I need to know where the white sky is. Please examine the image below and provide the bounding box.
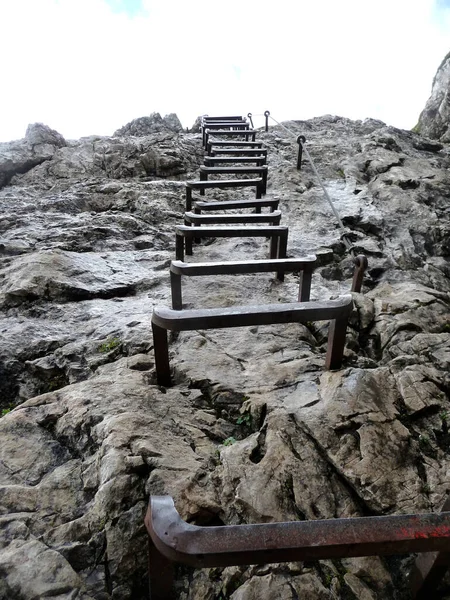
[0,0,449,142]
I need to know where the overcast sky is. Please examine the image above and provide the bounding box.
[1,0,449,142]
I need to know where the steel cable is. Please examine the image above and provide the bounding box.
[253,112,355,253]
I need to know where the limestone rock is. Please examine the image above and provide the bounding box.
[229,572,334,600]
[25,122,67,148]
[189,115,203,133]
[1,109,450,599]
[0,248,164,307]
[0,522,92,600]
[418,51,450,141]
[0,359,220,598]
[163,112,184,132]
[0,122,66,189]
[113,112,183,137]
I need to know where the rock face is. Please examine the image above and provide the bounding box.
[418,51,450,141]
[0,123,66,189]
[113,112,184,137]
[0,112,450,599]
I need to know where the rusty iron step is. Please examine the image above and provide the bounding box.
[185,178,264,210]
[193,197,278,214]
[204,129,257,148]
[199,165,268,195]
[145,495,450,599]
[183,210,281,227]
[202,115,244,122]
[207,140,264,154]
[175,224,288,260]
[210,147,267,157]
[202,121,249,145]
[151,294,353,386]
[204,156,266,166]
[169,255,317,308]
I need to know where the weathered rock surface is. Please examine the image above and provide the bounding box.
[0,111,450,599]
[0,123,66,189]
[418,51,450,141]
[113,112,183,137]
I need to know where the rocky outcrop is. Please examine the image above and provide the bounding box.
[189,115,203,133]
[417,51,450,141]
[0,123,66,189]
[1,131,202,193]
[113,112,183,137]
[0,113,450,599]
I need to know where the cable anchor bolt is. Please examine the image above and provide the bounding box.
[297,135,306,170]
[264,110,270,132]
